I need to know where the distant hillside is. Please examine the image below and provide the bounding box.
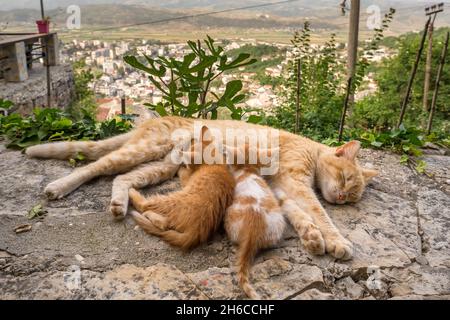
[0,4,338,30]
[1,2,449,37]
[381,26,450,49]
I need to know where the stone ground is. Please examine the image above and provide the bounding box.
[0,143,449,300]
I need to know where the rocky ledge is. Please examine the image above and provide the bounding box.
[0,143,449,300]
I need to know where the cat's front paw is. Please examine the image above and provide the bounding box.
[44,181,68,200]
[324,235,353,260]
[301,224,325,256]
[109,197,128,219]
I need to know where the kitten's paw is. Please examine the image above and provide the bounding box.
[324,236,353,260]
[143,211,168,230]
[301,224,325,255]
[44,181,68,200]
[109,198,128,219]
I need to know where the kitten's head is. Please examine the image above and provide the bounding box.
[180,125,214,169]
[181,125,278,169]
[317,141,378,204]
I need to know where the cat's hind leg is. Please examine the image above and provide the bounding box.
[110,155,179,218]
[26,131,134,160]
[44,143,173,200]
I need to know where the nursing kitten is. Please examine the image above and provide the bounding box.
[225,166,285,300]
[128,126,234,250]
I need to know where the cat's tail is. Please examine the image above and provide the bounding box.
[25,131,134,160]
[130,210,198,251]
[237,223,262,300]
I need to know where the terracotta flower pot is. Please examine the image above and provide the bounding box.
[36,20,50,33]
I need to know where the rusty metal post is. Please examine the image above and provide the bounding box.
[40,0,51,108]
[397,18,431,128]
[427,32,449,135]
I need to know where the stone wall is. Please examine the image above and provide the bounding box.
[0,63,75,114]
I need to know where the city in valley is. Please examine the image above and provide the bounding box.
[60,37,393,121]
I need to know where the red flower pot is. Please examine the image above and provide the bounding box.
[36,20,50,33]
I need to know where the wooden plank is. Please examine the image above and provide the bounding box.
[0,33,56,46]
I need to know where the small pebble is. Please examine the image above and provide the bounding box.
[74,254,85,263]
[415,255,428,265]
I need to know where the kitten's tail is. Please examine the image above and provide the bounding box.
[130,210,198,251]
[25,131,134,160]
[237,225,261,300]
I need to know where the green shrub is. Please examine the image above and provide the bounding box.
[0,105,132,149]
[124,36,259,121]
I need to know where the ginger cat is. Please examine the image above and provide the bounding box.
[128,126,235,250]
[25,116,378,261]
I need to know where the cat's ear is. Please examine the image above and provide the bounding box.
[335,140,361,161]
[362,168,378,183]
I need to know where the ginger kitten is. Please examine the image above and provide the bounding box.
[128,126,235,250]
[225,168,286,299]
[225,166,286,300]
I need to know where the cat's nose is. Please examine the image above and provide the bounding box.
[337,193,346,201]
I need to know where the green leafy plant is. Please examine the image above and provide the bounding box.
[0,104,132,149]
[353,8,396,91]
[0,98,13,111]
[27,204,47,220]
[265,22,346,139]
[68,59,101,119]
[124,36,257,120]
[266,10,396,140]
[350,26,450,135]
[342,125,433,174]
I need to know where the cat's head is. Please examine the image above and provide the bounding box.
[316,141,378,204]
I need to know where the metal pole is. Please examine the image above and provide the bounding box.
[423,14,437,112]
[40,0,51,108]
[294,58,301,134]
[423,4,444,112]
[427,32,449,135]
[397,18,431,128]
[40,0,45,20]
[347,0,360,110]
[338,76,353,142]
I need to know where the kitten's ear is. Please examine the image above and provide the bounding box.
[200,125,213,147]
[362,168,378,183]
[335,140,361,161]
